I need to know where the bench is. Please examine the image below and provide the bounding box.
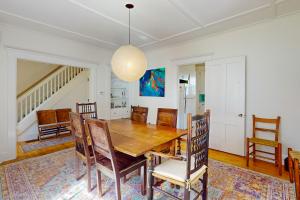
[36,108,72,140]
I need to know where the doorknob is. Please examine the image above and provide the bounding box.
[238,114,243,117]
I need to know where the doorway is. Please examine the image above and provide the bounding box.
[176,56,246,156]
[178,63,205,129]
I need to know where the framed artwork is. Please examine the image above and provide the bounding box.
[139,67,165,97]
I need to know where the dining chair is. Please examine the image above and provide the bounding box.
[288,148,300,199]
[246,115,282,175]
[85,118,147,200]
[69,112,94,192]
[154,108,178,162]
[131,105,148,124]
[148,111,210,200]
[76,102,98,119]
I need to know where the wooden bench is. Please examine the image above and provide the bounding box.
[36,108,72,140]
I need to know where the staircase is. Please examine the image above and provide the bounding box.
[17,66,85,123]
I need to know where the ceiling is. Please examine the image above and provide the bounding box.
[0,0,299,49]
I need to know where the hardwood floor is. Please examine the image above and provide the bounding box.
[209,149,289,180]
[1,138,289,180]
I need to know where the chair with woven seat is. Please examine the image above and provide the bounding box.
[148,111,210,200]
[131,105,148,124]
[246,115,282,175]
[85,118,147,200]
[69,112,94,192]
[76,102,98,120]
[288,148,300,199]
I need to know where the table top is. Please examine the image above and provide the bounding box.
[107,119,187,157]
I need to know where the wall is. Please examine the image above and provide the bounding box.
[0,23,113,162]
[17,59,59,95]
[133,13,300,158]
[18,70,90,141]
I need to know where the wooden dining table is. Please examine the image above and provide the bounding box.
[107,118,187,157]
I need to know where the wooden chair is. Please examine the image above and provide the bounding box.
[131,106,148,124]
[69,112,94,192]
[288,148,300,199]
[76,102,98,119]
[36,110,59,140]
[56,108,71,135]
[85,118,147,200]
[148,112,210,200]
[246,115,282,175]
[154,108,178,161]
[156,108,178,128]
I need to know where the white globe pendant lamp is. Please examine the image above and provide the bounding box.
[111,4,147,82]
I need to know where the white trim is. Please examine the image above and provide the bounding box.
[68,0,159,41]
[5,47,100,161]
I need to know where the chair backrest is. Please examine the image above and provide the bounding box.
[69,112,90,158]
[36,110,57,125]
[156,108,178,128]
[131,106,148,124]
[76,102,98,119]
[252,115,281,142]
[186,111,210,179]
[56,108,72,123]
[85,118,118,171]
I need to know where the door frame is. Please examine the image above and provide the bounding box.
[5,47,100,161]
[172,54,213,128]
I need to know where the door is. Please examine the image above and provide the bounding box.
[205,56,245,156]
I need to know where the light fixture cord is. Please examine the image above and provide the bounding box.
[129,8,131,45]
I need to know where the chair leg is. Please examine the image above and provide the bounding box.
[294,159,300,199]
[183,188,190,200]
[253,144,256,162]
[278,143,282,176]
[123,175,127,183]
[288,148,294,183]
[275,147,278,167]
[246,138,250,167]
[97,170,103,196]
[115,177,122,200]
[202,169,208,200]
[141,165,147,195]
[87,163,92,192]
[147,156,154,200]
[75,154,80,180]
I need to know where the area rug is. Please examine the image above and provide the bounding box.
[20,136,74,153]
[0,148,295,200]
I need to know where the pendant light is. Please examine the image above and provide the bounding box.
[111,4,147,82]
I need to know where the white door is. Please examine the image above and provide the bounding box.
[205,56,245,156]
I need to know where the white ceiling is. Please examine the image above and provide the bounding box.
[0,0,299,49]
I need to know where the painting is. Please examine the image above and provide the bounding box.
[139,68,165,97]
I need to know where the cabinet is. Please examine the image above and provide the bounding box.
[110,74,131,119]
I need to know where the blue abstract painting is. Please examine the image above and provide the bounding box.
[139,68,165,97]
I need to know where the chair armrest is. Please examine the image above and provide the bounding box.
[146,151,184,161]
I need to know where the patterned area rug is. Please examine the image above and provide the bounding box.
[0,148,295,200]
[20,136,74,153]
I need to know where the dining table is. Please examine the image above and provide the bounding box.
[107,118,187,157]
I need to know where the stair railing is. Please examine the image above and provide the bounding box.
[17,66,85,122]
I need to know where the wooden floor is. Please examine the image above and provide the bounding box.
[1,138,289,180]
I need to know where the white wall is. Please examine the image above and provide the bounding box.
[133,13,300,158]
[18,70,90,141]
[17,59,59,95]
[0,23,113,162]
